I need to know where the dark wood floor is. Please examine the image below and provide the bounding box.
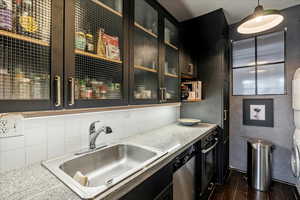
[210,171,299,200]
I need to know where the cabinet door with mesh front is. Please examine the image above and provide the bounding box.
[0,0,64,112]
[65,0,127,109]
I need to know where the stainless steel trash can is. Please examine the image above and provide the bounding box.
[247,139,273,192]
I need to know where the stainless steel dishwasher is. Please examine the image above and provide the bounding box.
[173,145,196,200]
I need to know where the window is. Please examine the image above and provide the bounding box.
[232,31,285,95]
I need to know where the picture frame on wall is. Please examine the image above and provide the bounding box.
[243,99,274,127]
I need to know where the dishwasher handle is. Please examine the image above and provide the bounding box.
[201,138,218,154]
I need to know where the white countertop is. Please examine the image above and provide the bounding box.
[0,123,217,200]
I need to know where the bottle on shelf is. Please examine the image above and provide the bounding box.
[79,79,86,99]
[85,30,94,53]
[75,31,86,51]
[97,28,106,57]
[31,73,42,99]
[0,0,13,31]
[17,0,39,38]
[85,77,93,99]
[14,67,31,99]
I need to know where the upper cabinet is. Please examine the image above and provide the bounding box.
[130,0,159,104]
[0,0,180,113]
[0,0,64,112]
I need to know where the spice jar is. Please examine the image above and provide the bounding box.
[75,31,86,51]
[31,75,42,99]
[86,32,94,53]
[79,80,86,99]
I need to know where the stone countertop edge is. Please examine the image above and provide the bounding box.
[0,123,218,200]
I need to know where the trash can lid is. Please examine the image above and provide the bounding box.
[248,138,273,147]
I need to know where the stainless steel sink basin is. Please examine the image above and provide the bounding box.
[43,144,166,199]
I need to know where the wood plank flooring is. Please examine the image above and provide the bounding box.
[210,171,299,200]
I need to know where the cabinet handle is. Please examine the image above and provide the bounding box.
[163,88,167,102]
[160,88,163,103]
[54,75,61,107]
[68,77,75,106]
[224,110,228,121]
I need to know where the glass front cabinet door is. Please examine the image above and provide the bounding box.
[163,18,180,103]
[65,0,127,109]
[0,0,64,112]
[130,0,159,104]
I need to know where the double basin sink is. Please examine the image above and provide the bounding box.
[43,144,166,199]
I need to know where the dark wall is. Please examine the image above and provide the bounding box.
[229,5,300,183]
[180,9,229,127]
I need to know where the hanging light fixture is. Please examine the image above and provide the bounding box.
[237,0,284,34]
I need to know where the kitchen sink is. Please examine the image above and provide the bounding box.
[42,144,166,199]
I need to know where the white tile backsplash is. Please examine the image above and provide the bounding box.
[0,105,180,172]
[0,148,26,172]
[26,145,47,165]
[0,136,25,152]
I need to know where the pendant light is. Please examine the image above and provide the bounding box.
[237,0,284,34]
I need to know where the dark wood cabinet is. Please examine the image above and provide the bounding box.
[120,164,173,200]
[180,9,230,184]
[0,0,181,113]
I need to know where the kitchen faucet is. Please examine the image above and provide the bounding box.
[89,120,112,150]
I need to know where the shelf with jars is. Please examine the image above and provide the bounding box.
[0,30,49,46]
[75,77,121,100]
[165,73,178,78]
[164,41,178,50]
[134,65,157,73]
[0,0,51,45]
[134,22,158,39]
[75,50,122,64]
[91,0,123,17]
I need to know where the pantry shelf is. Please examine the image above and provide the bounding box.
[91,0,122,17]
[134,22,158,38]
[181,75,193,79]
[0,30,50,47]
[75,50,123,64]
[165,73,178,78]
[134,65,158,73]
[182,100,202,103]
[165,41,178,50]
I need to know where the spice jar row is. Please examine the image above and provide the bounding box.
[75,78,121,100]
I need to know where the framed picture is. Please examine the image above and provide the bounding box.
[243,99,274,127]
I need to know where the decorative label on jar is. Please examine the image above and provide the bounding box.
[0,0,12,31]
[75,31,86,51]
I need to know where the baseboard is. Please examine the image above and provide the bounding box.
[229,167,296,186]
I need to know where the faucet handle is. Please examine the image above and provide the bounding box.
[105,126,112,134]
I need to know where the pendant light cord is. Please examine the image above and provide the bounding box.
[258,0,260,6]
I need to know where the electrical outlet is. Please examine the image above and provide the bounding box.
[0,114,23,138]
[0,119,9,136]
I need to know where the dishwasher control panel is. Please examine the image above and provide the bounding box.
[173,145,195,172]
